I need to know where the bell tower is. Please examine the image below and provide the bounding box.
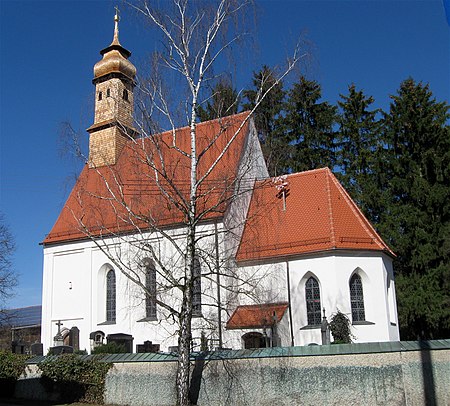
[87,8,137,168]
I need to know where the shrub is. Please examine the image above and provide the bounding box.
[0,350,28,380]
[38,354,112,404]
[329,309,354,344]
[91,342,127,354]
[0,351,29,396]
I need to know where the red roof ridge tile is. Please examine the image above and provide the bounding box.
[325,168,337,247]
[235,166,394,263]
[274,167,328,180]
[326,168,394,256]
[153,110,251,140]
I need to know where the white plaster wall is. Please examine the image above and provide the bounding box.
[383,256,400,341]
[42,221,239,353]
[42,236,399,353]
[227,251,400,348]
[223,119,269,260]
[287,251,400,345]
[42,116,271,354]
[42,246,93,351]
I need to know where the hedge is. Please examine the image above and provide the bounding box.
[38,354,112,404]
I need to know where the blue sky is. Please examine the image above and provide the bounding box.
[0,0,449,309]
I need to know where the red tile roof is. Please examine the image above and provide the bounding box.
[44,112,251,245]
[226,302,289,330]
[236,168,393,263]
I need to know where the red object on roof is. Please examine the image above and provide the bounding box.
[236,168,393,263]
[43,112,251,245]
[226,302,289,330]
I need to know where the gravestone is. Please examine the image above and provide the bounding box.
[69,326,80,350]
[107,333,133,353]
[321,308,331,345]
[31,342,43,356]
[48,345,74,355]
[11,341,26,354]
[136,340,160,353]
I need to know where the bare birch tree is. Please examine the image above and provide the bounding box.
[0,213,16,322]
[63,1,302,404]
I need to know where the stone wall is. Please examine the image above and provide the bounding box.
[16,341,450,406]
[104,346,449,406]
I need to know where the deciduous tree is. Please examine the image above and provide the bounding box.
[0,213,16,321]
[71,2,301,405]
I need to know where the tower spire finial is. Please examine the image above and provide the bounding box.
[112,5,120,45]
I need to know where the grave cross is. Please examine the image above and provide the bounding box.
[56,320,63,335]
[53,320,64,347]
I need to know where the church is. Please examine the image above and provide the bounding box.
[41,14,399,354]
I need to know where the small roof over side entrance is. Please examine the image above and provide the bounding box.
[226,302,289,330]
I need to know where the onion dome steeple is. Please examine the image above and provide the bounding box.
[93,7,136,81]
[87,7,137,168]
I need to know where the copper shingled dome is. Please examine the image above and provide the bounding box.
[94,48,136,80]
[93,9,136,80]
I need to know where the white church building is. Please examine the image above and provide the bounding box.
[41,16,399,354]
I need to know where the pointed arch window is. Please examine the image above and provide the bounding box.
[144,259,157,319]
[106,269,116,322]
[192,256,202,316]
[350,274,365,322]
[123,89,129,101]
[305,276,321,326]
[98,91,103,101]
[106,88,111,97]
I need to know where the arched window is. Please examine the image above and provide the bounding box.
[106,88,111,97]
[106,269,116,322]
[123,89,129,101]
[350,274,365,322]
[144,259,157,319]
[98,91,103,101]
[305,276,321,326]
[192,256,201,316]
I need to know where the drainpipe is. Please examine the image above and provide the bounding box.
[286,261,295,347]
[214,222,223,349]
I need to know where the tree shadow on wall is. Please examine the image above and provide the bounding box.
[419,340,436,406]
[189,352,207,405]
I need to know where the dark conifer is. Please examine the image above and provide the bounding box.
[242,66,287,176]
[336,84,383,224]
[197,80,240,122]
[281,76,337,172]
[380,78,450,339]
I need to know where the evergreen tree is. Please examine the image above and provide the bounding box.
[336,85,383,223]
[381,78,450,339]
[197,80,240,122]
[329,309,354,344]
[242,66,287,176]
[282,76,337,172]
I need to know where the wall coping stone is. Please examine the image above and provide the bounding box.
[25,339,450,365]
